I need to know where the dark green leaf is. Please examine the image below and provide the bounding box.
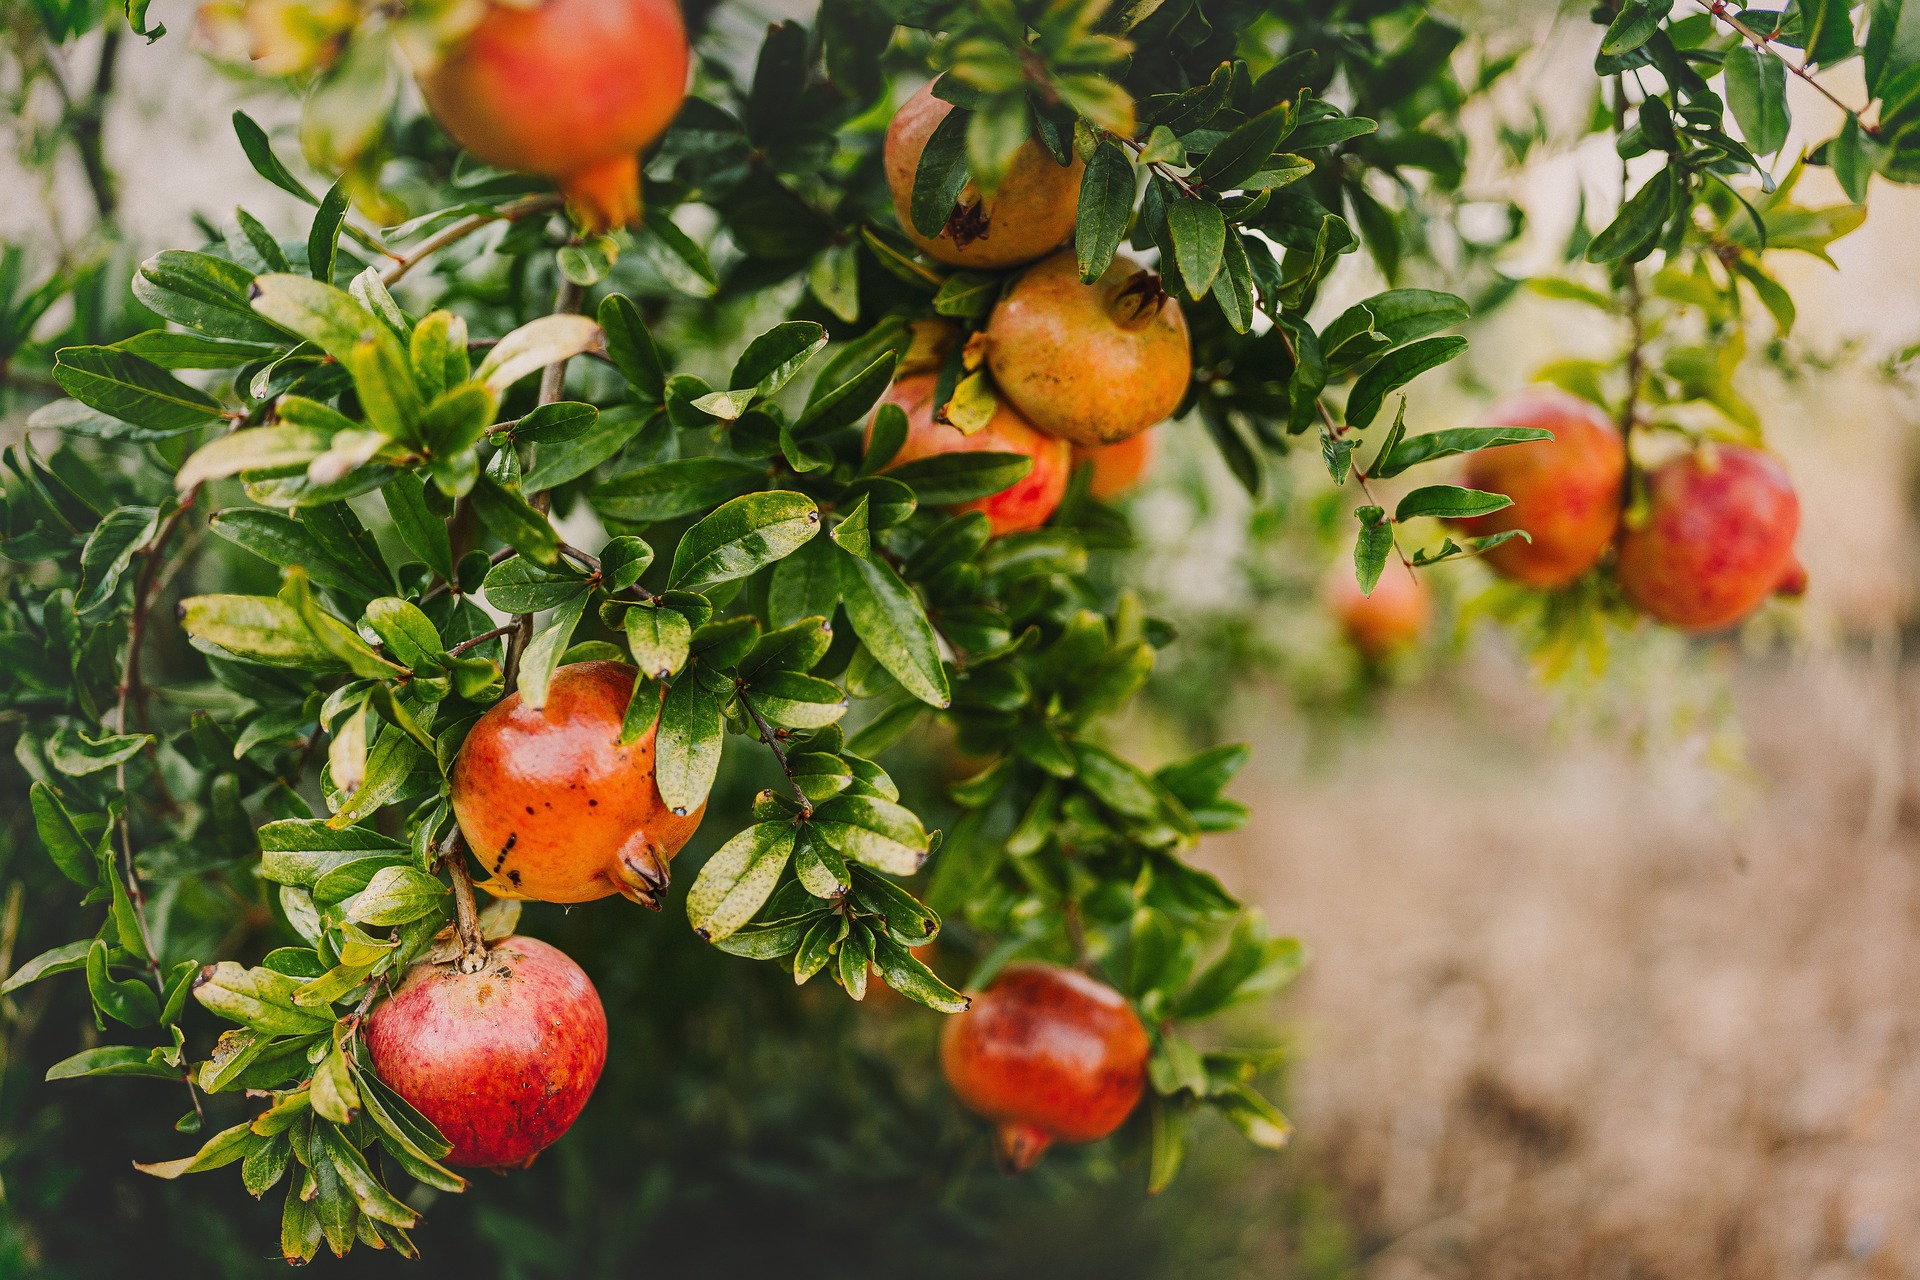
[1344,336,1467,428]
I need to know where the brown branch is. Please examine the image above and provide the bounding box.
[1696,0,1872,126]
[738,690,813,817]
[379,194,566,287]
[445,624,516,656]
[437,830,488,975]
[504,278,588,692]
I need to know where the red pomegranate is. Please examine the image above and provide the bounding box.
[364,935,607,1169]
[1327,564,1430,660]
[415,0,690,231]
[939,963,1150,1171]
[1614,444,1801,630]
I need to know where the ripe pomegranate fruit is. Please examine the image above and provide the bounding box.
[1327,564,1430,661]
[939,963,1150,1172]
[985,251,1191,448]
[885,81,1084,269]
[1074,431,1155,500]
[450,661,705,907]
[1447,388,1626,589]
[869,373,1070,536]
[364,935,606,1169]
[1615,444,1802,630]
[414,0,690,231]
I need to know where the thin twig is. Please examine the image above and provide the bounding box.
[1695,0,1872,125]
[446,624,516,656]
[379,194,566,287]
[1614,75,1647,500]
[1117,133,1203,198]
[1272,329,1419,583]
[738,691,813,816]
[437,830,489,975]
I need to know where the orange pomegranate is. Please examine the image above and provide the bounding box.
[449,661,705,907]
[415,0,690,231]
[885,80,1085,269]
[1448,388,1627,589]
[1074,431,1155,500]
[940,963,1150,1172]
[985,251,1191,447]
[1327,564,1430,660]
[869,374,1070,537]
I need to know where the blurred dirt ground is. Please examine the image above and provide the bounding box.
[1200,645,1920,1278]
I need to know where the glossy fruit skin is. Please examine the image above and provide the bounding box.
[1074,431,1155,500]
[1448,388,1627,589]
[885,81,1084,269]
[417,0,689,230]
[365,935,606,1170]
[940,963,1150,1172]
[985,251,1192,448]
[450,661,705,907]
[869,374,1070,536]
[1328,566,1430,661]
[1615,445,1801,631]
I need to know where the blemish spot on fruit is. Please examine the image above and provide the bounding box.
[588,798,598,807]
[507,869,522,886]
[502,833,517,854]
[525,805,535,815]
[673,807,687,817]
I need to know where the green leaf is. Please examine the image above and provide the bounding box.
[513,401,598,445]
[2,939,93,995]
[1194,105,1293,190]
[639,206,718,295]
[1394,485,1512,520]
[886,452,1033,504]
[1076,140,1136,283]
[1803,0,1858,63]
[232,110,318,204]
[51,348,224,432]
[210,510,383,601]
[258,819,406,887]
[598,294,666,404]
[469,474,559,566]
[76,505,159,614]
[326,725,422,829]
[47,1044,180,1080]
[343,866,447,927]
[192,961,335,1035]
[837,550,949,708]
[1165,197,1226,299]
[795,351,898,439]
[135,1121,260,1179]
[382,473,453,580]
[669,491,821,591]
[308,181,349,283]
[473,314,604,395]
[870,933,969,1012]
[29,782,100,885]
[812,794,929,876]
[47,727,154,776]
[1353,506,1394,595]
[1587,167,1673,264]
[113,330,278,369]
[1600,0,1670,57]
[731,322,828,402]
[516,590,590,711]
[86,939,159,1027]
[1148,1094,1192,1193]
[625,603,693,680]
[482,556,587,613]
[589,458,765,523]
[656,671,728,815]
[1214,233,1255,333]
[911,105,973,238]
[687,822,797,942]
[176,427,333,492]
[1371,424,1554,479]
[1344,336,1468,429]
[1725,46,1791,154]
[134,250,286,343]
[1320,289,1471,370]
[744,672,848,730]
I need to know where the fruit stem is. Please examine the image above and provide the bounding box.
[438,829,489,975]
